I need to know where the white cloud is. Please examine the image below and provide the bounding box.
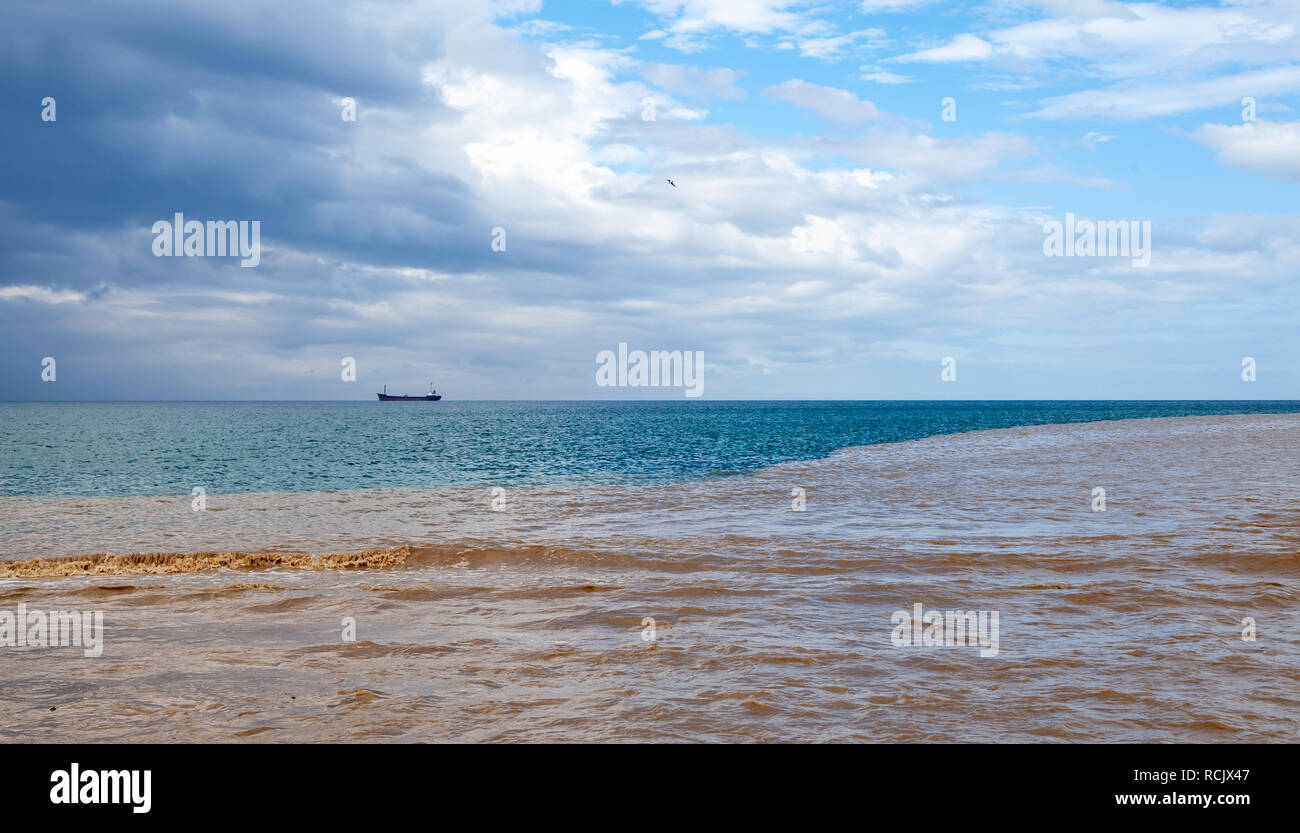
[513,19,572,37]
[859,64,913,84]
[0,285,86,304]
[898,33,992,63]
[899,2,1298,75]
[792,28,887,60]
[626,0,828,50]
[642,63,746,99]
[1193,120,1300,182]
[1082,130,1116,148]
[860,0,931,11]
[1028,65,1300,119]
[765,79,881,122]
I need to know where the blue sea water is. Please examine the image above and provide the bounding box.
[2,400,1299,498]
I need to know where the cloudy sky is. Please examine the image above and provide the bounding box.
[2,0,1298,400]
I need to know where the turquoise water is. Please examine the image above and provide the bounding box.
[2,400,1299,497]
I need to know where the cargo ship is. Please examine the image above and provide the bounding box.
[377,383,442,401]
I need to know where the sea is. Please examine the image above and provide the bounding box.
[1,400,1298,742]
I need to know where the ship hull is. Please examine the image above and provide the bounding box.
[377,394,442,401]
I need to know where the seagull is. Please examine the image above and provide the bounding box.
[666,179,677,188]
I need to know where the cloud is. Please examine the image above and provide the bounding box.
[764,79,881,122]
[859,64,913,84]
[1082,130,1116,148]
[641,63,746,100]
[1027,65,1300,119]
[2,0,1299,400]
[860,0,931,11]
[898,2,1298,75]
[1193,120,1300,182]
[626,0,814,50]
[898,33,992,63]
[0,285,86,304]
[791,28,887,60]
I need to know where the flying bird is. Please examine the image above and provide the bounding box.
[666,179,676,188]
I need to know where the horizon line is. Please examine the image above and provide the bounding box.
[3,398,1300,404]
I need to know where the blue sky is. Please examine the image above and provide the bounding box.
[2,0,1299,399]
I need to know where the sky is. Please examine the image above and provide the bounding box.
[1,0,1298,400]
